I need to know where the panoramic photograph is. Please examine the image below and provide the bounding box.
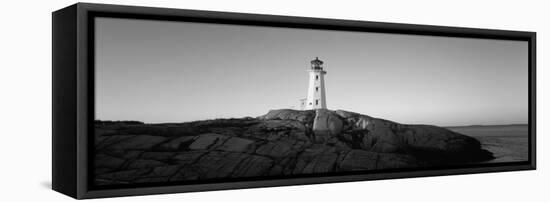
[93,17,528,186]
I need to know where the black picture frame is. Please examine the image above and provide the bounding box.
[52,3,536,199]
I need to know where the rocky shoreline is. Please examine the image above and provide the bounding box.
[94,109,494,185]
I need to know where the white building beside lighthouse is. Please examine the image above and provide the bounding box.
[300,57,327,110]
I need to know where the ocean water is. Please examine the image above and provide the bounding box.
[446,125,529,163]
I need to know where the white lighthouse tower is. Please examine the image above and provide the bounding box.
[301,57,327,110]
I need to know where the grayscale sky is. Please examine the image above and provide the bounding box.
[95,17,528,126]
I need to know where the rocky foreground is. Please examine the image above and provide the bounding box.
[94,109,493,185]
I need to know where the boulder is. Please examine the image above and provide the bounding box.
[255,141,294,158]
[246,119,309,141]
[195,151,252,179]
[360,120,404,153]
[230,155,274,177]
[258,109,315,123]
[157,136,195,151]
[292,144,337,174]
[216,137,255,152]
[339,150,419,171]
[255,119,307,131]
[102,135,166,151]
[255,139,308,158]
[312,109,343,143]
[398,124,491,162]
[173,151,209,166]
[188,133,228,150]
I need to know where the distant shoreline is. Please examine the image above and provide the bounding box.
[444,124,528,128]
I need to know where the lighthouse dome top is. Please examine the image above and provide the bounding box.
[310,57,324,70]
[311,57,324,65]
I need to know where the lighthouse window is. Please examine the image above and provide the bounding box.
[316,100,319,105]
[309,102,312,105]
[315,75,319,80]
[316,87,319,92]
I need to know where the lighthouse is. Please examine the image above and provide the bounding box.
[301,57,327,110]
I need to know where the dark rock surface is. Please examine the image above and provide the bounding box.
[94,109,493,185]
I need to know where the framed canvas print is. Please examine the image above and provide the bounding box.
[52,3,536,199]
